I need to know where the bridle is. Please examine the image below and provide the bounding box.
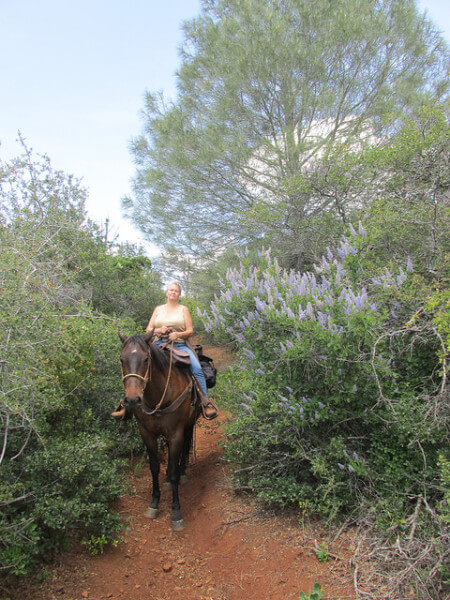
[121,353,152,386]
[121,341,177,416]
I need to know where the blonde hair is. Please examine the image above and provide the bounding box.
[166,281,182,294]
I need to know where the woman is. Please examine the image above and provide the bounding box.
[146,282,217,420]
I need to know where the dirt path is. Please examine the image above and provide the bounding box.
[9,342,357,600]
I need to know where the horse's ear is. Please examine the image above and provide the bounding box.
[143,330,154,345]
[118,331,128,344]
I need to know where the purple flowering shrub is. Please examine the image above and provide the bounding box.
[201,225,447,524]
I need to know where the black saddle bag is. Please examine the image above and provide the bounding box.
[193,344,217,389]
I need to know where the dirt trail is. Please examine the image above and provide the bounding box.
[10,342,356,600]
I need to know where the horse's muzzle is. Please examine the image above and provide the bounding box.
[123,395,143,412]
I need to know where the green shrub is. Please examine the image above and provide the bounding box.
[299,582,323,600]
[0,431,125,574]
[0,146,146,575]
[202,225,448,596]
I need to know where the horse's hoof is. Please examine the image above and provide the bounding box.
[172,519,185,532]
[180,474,188,484]
[145,507,159,519]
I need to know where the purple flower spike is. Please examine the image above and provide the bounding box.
[406,256,413,272]
[242,347,256,360]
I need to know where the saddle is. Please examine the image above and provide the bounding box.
[156,339,218,418]
[157,339,191,366]
[158,340,217,389]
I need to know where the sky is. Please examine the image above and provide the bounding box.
[1,0,448,257]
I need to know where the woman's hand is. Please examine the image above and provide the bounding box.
[168,331,180,342]
[157,326,169,335]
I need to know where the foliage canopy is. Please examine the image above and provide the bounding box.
[126,0,448,275]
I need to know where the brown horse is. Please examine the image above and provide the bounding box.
[117,332,201,530]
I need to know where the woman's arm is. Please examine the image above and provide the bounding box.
[168,305,194,341]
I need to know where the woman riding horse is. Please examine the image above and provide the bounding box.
[146,281,217,420]
[112,282,217,529]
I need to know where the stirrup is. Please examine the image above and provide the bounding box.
[202,401,218,420]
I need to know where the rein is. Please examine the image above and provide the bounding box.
[122,341,187,417]
[142,381,193,416]
[143,341,175,416]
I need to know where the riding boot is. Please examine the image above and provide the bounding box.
[111,400,132,421]
[111,404,126,420]
[193,379,218,420]
[203,402,218,420]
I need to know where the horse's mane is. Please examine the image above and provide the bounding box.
[149,342,171,370]
[122,335,171,371]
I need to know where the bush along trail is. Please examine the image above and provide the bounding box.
[198,226,449,599]
[7,341,360,600]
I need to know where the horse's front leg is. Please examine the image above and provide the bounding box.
[144,436,161,519]
[167,430,184,531]
[179,423,194,484]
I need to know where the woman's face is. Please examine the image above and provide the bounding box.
[166,283,181,302]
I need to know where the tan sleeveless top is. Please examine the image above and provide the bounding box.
[154,304,186,342]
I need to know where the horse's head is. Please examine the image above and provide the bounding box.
[118,331,153,415]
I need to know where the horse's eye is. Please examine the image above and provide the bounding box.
[143,357,149,363]
[120,358,124,364]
